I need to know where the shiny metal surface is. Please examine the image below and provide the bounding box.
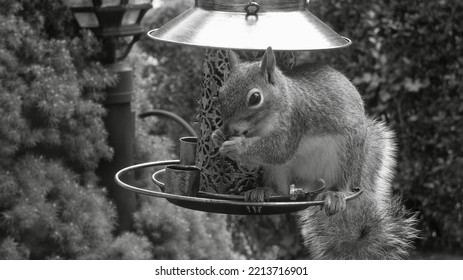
[152,168,328,201]
[179,136,198,166]
[148,0,351,50]
[163,165,201,196]
[114,160,364,215]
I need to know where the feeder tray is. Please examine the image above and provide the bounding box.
[115,160,363,215]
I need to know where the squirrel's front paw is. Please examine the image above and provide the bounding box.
[317,191,346,216]
[219,137,258,168]
[244,187,273,202]
[219,137,245,161]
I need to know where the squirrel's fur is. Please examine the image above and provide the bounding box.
[215,47,418,259]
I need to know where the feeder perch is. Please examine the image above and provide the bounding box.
[115,0,361,215]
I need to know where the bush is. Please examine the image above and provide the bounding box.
[0,0,151,259]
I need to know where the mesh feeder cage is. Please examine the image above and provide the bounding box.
[115,0,361,215]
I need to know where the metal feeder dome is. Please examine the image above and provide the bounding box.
[148,0,351,50]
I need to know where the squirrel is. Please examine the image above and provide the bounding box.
[212,47,418,259]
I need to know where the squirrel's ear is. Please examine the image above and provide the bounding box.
[228,50,240,70]
[260,46,276,84]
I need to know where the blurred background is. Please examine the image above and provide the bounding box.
[0,0,461,259]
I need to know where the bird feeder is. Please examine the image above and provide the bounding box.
[115,0,362,215]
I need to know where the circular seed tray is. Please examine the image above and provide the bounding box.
[115,160,362,215]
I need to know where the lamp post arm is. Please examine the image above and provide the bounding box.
[139,109,197,137]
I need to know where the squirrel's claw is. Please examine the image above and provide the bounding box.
[219,137,245,161]
[218,137,240,158]
[318,191,347,216]
[212,129,226,148]
[244,187,273,202]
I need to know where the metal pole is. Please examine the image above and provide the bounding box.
[98,62,136,232]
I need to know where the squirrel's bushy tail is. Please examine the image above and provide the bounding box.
[298,194,419,260]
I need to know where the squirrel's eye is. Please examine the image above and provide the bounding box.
[247,90,263,107]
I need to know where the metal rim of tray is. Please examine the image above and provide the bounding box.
[114,160,363,214]
[151,168,329,202]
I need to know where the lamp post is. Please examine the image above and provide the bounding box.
[63,0,153,231]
